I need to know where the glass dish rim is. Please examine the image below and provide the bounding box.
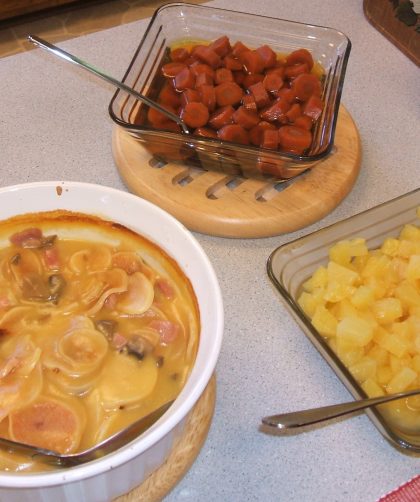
[108,1,352,164]
[267,188,420,453]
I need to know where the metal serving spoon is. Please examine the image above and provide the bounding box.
[262,388,420,431]
[0,400,173,466]
[27,35,190,134]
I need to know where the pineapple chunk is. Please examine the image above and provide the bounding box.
[328,238,368,266]
[349,357,376,383]
[381,238,400,257]
[377,366,393,385]
[406,254,420,281]
[399,223,420,242]
[378,332,410,358]
[362,378,385,397]
[361,254,391,279]
[350,285,375,309]
[335,338,364,366]
[395,281,420,308]
[336,316,373,347]
[387,366,417,394]
[311,305,338,338]
[323,262,359,302]
[302,266,327,293]
[372,297,402,324]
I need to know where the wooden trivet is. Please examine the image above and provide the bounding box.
[112,105,361,238]
[364,0,419,66]
[115,375,216,502]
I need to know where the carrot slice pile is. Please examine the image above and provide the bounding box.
[144,37,325,157]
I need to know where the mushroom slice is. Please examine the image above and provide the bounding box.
[68,244,112,274]
[79,268,128,315]
[57,328,109,376]
[9,396,85,454]
[97,351,158,410]
[115,272,154,315]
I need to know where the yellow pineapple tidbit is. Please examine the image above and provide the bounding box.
[297,212,420,433]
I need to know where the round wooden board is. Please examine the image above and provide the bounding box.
[113,105,361,238]
[115,375,216,502]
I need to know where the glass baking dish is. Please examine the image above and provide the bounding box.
[109,2,351,181]
[267,189,420,452]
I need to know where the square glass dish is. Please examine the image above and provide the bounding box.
[267,189,420,452]
[109,2,351,181]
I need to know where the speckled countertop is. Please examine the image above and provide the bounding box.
[1,1,419,501]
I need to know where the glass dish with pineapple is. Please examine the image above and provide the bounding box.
[267,189,420,452]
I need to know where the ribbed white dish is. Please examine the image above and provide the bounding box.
[0,181,224,501]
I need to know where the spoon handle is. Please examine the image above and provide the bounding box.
[27,35,190,134]
[262,388,420,430]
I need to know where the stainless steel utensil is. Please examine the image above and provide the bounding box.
[27,35,190,134]
[0,400,174,466]
[262,388,420,431]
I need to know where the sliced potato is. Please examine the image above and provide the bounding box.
[97,352,158,410]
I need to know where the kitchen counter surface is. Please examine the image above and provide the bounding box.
[1,1,419,501]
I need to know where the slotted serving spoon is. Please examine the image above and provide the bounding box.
[27,35,190,134]
[0,400,173,466]
[262,388,420,431]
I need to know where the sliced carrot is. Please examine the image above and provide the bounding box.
[267,66,285,78]
[284,63,309,80]
[170,47,190,63]
[224,55,243,71]
[194,127,218,138]
[248,81,270,108]
[240,50,265,75]
[198,84,216,111]
[9,399,81,454]
[291,73,322,101]
[195,72,213,87]
[161,62,187,78]
[215,68,234,85]
[190,63,215,79]
[242,94,258,112]
[233,71,246,86]
[249,121,276,146]
[209,35,231,57]
[243,74,264,89]
[261,129,279,150]
[181,88,201,106]
[208,105,235,129]
[158,82,182,108]
[263,72,284,93]
[232,106,260,130]
[181,102,210,128]
[231,41,250,57]
[285,103,302,123]
[215,82,244,107]
[278,125,312,153]
[217,124,249,145]
[286,48,314,70]
[273,87,295,102]
[174,67,195,91]
[147,104,177,128]
[193,46,222,69]
[303,94,323,121]
[255,45,277,69]
[294,114,313,130]
[260,99,290,122]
